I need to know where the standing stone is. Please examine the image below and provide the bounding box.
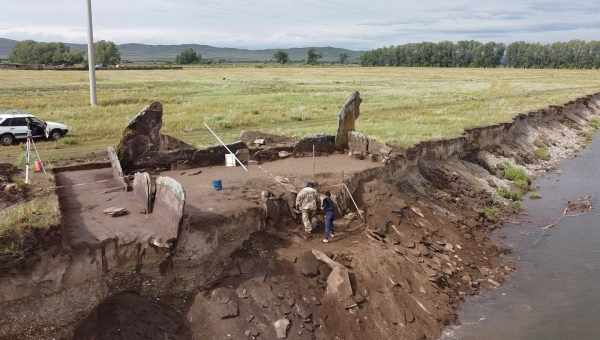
[335,92,362,147]
[151,176,185,247]
[116,102,163,170]
[132,172,152,213]
[107,146,127,190]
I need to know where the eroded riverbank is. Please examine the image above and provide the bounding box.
[443,135,600,340]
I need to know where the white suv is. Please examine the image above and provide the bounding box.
[0,112,69,146]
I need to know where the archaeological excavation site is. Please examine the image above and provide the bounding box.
[1,91,600,340]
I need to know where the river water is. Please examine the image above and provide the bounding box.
[442,136,600,340]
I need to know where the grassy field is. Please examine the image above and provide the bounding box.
[1,66,600,164]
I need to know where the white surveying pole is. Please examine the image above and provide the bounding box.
[85,0,97,106]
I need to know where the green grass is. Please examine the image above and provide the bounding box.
[501,162,530,191]
[497,187,523,201]
[1,66,600,163]
[482,207,499,222]
[530,191,542,199]
[0,174,60,255]
[0,195,59,236]
[534,146,551,161]
[590,117,600,130]
[496,162,530,201]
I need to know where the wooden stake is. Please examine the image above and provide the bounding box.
[312,144,316,180]
[343,183,364,221]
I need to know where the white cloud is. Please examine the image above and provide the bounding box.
[2,0,600,49]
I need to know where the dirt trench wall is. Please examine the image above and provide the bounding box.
[403,93,600,162]
[0,192,284,340]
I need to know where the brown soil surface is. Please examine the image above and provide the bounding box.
[55,155,382,249]
[55,167,175,248]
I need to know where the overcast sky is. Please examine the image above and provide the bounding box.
[2,0,600,50]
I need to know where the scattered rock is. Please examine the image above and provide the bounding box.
[244,328,260,339]
[298,251,320,277]
[565,195,593,216]
[103,207,129,217]
[273,318,290,339]
[404,310,415,323]
[236,287,250,299]
[344,212,357,221]
[295,301,312,320]
[4,183,17,194]
[487,278,501,288]
[372,221,389,237]
[312,249,354,300]
[410,206,425,218]
[210,288,239,319]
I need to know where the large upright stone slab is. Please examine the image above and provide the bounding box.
[151,176,185,247]
[335,91,362,147]
[116,102,164,170]
[107,146,127,191]
[132,172,152,214]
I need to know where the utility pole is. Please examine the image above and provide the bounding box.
[85,0,97,106]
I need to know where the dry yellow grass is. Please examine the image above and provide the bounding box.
[1,66,600,163]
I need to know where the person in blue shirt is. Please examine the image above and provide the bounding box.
[321,191,336,243]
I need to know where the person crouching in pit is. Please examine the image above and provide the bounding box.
[296,182,320,234]
[321,191,336,243]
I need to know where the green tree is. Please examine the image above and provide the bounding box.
[361,40,600,69]
[95,41,121,66]
[339,53,349,64]
[9,40,84,65]
[273,50,289,64]
[306,48,322,65]
[175,48,201,64]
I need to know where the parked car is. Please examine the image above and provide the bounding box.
[0,112,69,146]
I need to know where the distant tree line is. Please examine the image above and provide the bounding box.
[9,40,84,65]
[272,48,351,65]
[505,41,600,69]
[8,40,121,66]
[361,40,600,69]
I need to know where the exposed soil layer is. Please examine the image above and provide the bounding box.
[0,93,599,340]
[73,292,192,340]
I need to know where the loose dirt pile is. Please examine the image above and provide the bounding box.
[180,158,514,340]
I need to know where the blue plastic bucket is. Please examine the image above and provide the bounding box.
[212,180,223,191]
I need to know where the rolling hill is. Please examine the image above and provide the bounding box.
[0,37,363,63]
